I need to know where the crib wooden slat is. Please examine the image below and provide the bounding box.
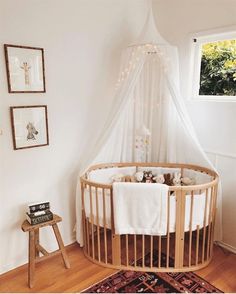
[89,186,95,259]
[210,185,218,257]
[202,188,208,263]
[150,236,153,268]
[207,187,214,260]
[189,191,194,267]
[196,225,200,265]
[86,218,90,256]
[110,188,115,231]
[158,236,161,268]
[166,192,170,268]
[142,235,145,268]
[81,183,87,252]
[95,188,101,262]
[134,235,137,267]
[110,189,121,266]
[87,186,91,256]
[102,188,108,264]
[126,235,129,266]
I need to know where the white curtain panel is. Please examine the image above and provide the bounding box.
[76,43,222,245]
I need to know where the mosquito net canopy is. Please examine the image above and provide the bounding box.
[76,4,222,244]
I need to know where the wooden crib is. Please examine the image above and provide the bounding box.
[80,162,219,272]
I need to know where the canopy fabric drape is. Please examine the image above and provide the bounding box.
[75,4,222,246]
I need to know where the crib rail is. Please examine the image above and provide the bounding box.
[81,162,218,272]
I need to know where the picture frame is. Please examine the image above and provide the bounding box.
[4,44,46,93]
[10,105,49,150]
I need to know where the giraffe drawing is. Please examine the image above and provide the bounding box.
[20,62,31,86]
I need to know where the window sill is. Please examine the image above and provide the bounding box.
[190,95,236,103]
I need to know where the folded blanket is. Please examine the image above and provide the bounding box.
[113,182,169,235]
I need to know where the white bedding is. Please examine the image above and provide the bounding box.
[113,182,169,235]
[84,187,211,235]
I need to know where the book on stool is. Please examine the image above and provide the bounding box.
[27,201,53,225]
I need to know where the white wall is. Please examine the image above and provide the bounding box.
[0,0,147,274]
[153,0,236,250]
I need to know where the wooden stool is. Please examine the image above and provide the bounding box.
[21,214,70,288]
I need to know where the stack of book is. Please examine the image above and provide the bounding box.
[26,201,53,225]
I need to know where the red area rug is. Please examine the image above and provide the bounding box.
[82,252,222,293]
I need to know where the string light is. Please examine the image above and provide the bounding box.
[114,44,170,90]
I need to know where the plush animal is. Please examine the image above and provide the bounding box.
[181,177,196,186]
[172,172,181,186]
[153,174,165,184]
[142,170,155,183]
[123,175,135,182]
[111,174,136,183]
[110,173,125,183]
[134,171,144,182]
[163,173,173,186]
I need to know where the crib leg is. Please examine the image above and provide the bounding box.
[112,234,121,266]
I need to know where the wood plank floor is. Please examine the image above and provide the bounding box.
[0,243,235,293]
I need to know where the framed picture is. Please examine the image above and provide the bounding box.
[4,44,46,93]
[10,105,49,150]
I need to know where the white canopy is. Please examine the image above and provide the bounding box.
[76,2,222,244]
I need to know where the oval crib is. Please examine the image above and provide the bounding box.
[80,162,219,272]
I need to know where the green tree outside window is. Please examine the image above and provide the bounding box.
[199,40,236,96]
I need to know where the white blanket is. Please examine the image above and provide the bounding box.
[113,182,169,235]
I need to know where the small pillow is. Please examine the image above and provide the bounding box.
[89,167,136,184]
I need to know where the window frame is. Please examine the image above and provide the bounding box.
[191,29,236,102]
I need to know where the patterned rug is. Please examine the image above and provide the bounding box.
[82,252,222,293]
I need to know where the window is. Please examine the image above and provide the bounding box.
[191,31,236,101]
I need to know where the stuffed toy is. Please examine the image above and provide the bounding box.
[110,173,125,183]
[142,170,155,183]
[172,172,181,186]
[123,175,135,182]
[163,173,173,186]
[153,174,165,184]
[111,174,136,183]
[181,177,196,186]
[134,171,144,182]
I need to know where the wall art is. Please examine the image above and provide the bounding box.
[4,44,46,93]
[10,105,49,150]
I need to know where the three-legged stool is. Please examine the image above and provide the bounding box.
[21,214,70,288]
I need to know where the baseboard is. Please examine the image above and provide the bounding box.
[0,258,26,276]
[0,237,76,275]
[216,241,236,254]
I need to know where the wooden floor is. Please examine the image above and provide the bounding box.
[0,243,235,293]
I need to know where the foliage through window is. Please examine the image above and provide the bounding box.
[199,39,236,96]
